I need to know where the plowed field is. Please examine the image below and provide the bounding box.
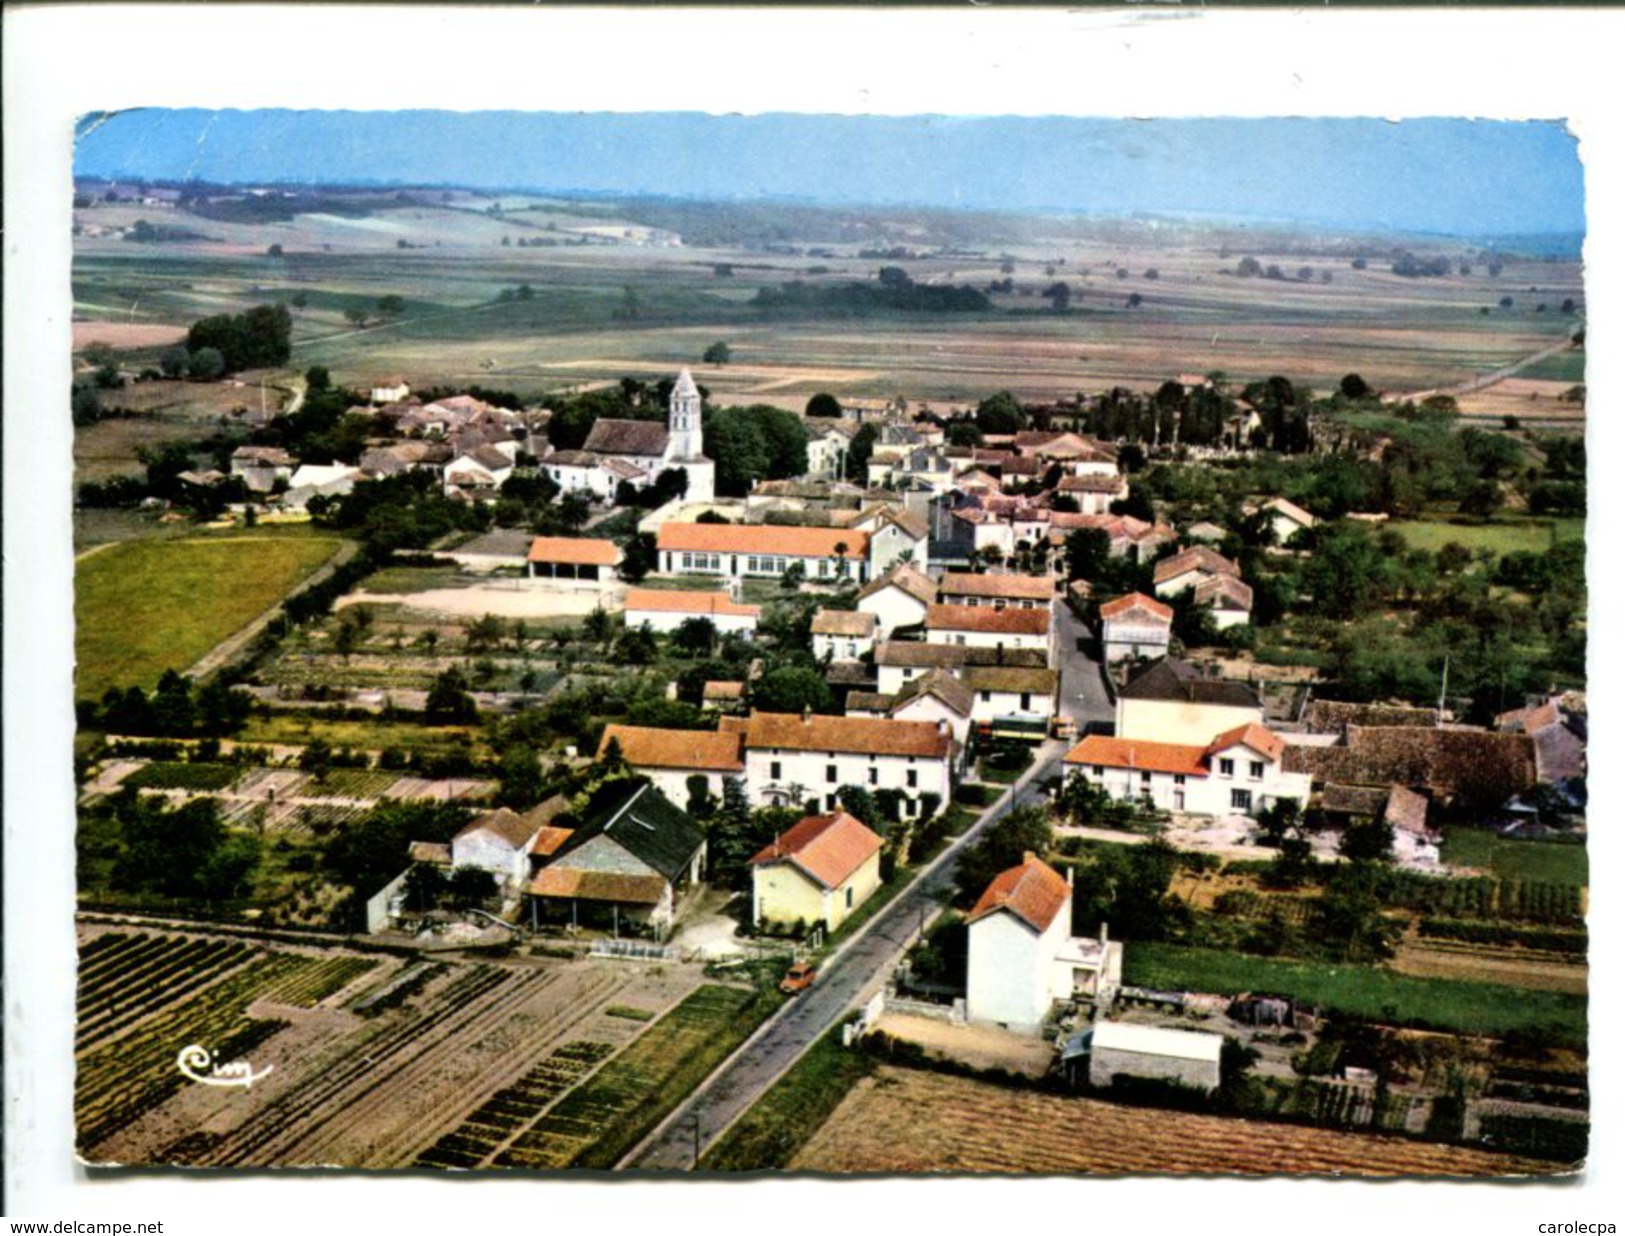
[790,1067,1570,1177]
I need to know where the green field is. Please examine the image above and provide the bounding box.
[493,983,774,1170]
[75,534,343,699]
[1385,516,1584,556]
[1441,827,1588,887]
[235,713,489,758]
[1122,943,1586,1042]
[701,1027,874,1171]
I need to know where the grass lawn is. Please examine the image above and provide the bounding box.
[700,1027,874,1170]
[1123,943,1586,1043]
[1385,515,1584,557]
[75,533,343,699]
[351,565,474,595]
[1441,827,1588,887]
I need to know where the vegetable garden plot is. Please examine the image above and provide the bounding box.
[77,933,259,1048]
[414,1041,616,1169]
[123,762,241,792]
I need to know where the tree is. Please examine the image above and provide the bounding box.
[686,774,718,821]
[845,423,878,481]
[1339,373,1372,400]
[1042,281,1071,312]
[1065,527,1112,582]
[805,392,843,418]
[836,785,883,833]
[620,531,658,583]
[425,667,477,725]
[1338,817,1395,863]
[1458,480,1503,522]
[402,863,446,913]
[953,806,1053,906]
[1125,293,1143,309]
[974,391,1027,435]
[671,616,718,657]
[497,745,546,809]
[377,295,406,317]
[266,243,284,257]
[447,867,497,908]
[1314,861,1398,962]
[344,307,369,327]
[1236,256,1263,277]
[159,345,190,378]
[702,341,732,365]
[751,666,835,715]
[187,347,225,381]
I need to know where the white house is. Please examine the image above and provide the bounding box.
[623,588,762,637]
[734,711,954,817]
[443,445,514,496]
[1115,658,1264,745]
[938,572,1055,611]
[1152,546,1243,600]
[1257,496,1316,546]
[965,854,1123,1033]
[848,505,930,573]
[657,523,872,585]
[856,563,938,637]
[1099,592,1174,664]
[960,665,1059,726]
[542,449,617,499]
[370,377,410,405]
[925,604,1051,656]
[282,463,360,511]
[230,446,294,493]
[812,609,878,662]
[1194,574,1255,629]
[850,669,975,751]
[1063,721,1311,817]
[596,724,746,806]
[450,806,548,893]
[1068,1021,1224,1093]
[1056,472,1130,515]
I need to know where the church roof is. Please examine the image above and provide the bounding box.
[584,418,671,457]
[674,368,700,398]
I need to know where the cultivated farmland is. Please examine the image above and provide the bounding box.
[75,921,718,1169]
[790,1066,1570,1176]
[74,532,344,698]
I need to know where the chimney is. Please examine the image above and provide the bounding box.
[1099,920,1109,949]
[1023,851,1036,864]
[1066,865,1075,888]
[802,704,812,723]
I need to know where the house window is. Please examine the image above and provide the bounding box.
[1219,758,1235,777]
[1020,693,1032,711]
[826,764,838,783]
[826,795,838,811]
[1174,774,1186,785]
[1140,771,1152,785]
[907,770,918,788]
[770,761,782,780]
[1093,766,1104,776]
[846,887,854,910]
[1250,761,1265,781]
[980,691,992,703]
[1231,789,1253,811]
[868,767,878,786]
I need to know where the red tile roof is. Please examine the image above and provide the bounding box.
[528,536,622,567]
[1205,722,1285,763]
[624,588,761,618]
[526,867,668,906]
[743,711,952,759]
[657,523,870,559]
[1154,546,1241,586]
[528,826,576,858]
[750,810,883,889]
[967,855,1071,933]
[939,572,1056,602]
[925,604,1050,637]
[812,609,878,637]
[1063,734,1210,778]
[1099,592,1174,623]
[597,724,746,772]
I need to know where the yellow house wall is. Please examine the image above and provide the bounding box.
[754,849,884,931]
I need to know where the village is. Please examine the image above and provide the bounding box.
[73,348,1588,1174]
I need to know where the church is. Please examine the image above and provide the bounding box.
[541,369,715,503]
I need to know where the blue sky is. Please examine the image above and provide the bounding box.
[74,110,1584,238]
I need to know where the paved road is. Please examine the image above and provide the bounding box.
[1055,601,1115,735]
[620,753,1059,1171]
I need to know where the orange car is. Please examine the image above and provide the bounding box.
[779,961,818,994]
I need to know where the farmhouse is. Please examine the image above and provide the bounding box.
[449,801,566,894]
[846,505,930,573]
[873,640,1048,695]
[925,604,1051,655]
[1063,1021,1224,1093]
[750,809,884,933]
[656,523,872,585]
[1115,658,1264,745]
[846,669,975,748]
[1496,693,1587,789]
[1048,513,1175,562]
[1056,471,1131,514]
[623,588,761,637]
[960,664,1060,726]
[526,536,622,582]
[525,780,706,939]
[283,464,360,511]
[1152,547,1243,599]
[730,711,954,816]
[812,609,878,662]
[1253,496,1317,545]
[1064,722,1310,816]
[938,571,1054,611]
[596,724,746,805]
[1099,592,1174,664]
[965,854,1123,1033]
[1282,725,1537,808]
[442,444,516,497]
[856,562,938,636]
[230,446,294,493]
[370,377,410,404]
[1193,574,1255,629]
